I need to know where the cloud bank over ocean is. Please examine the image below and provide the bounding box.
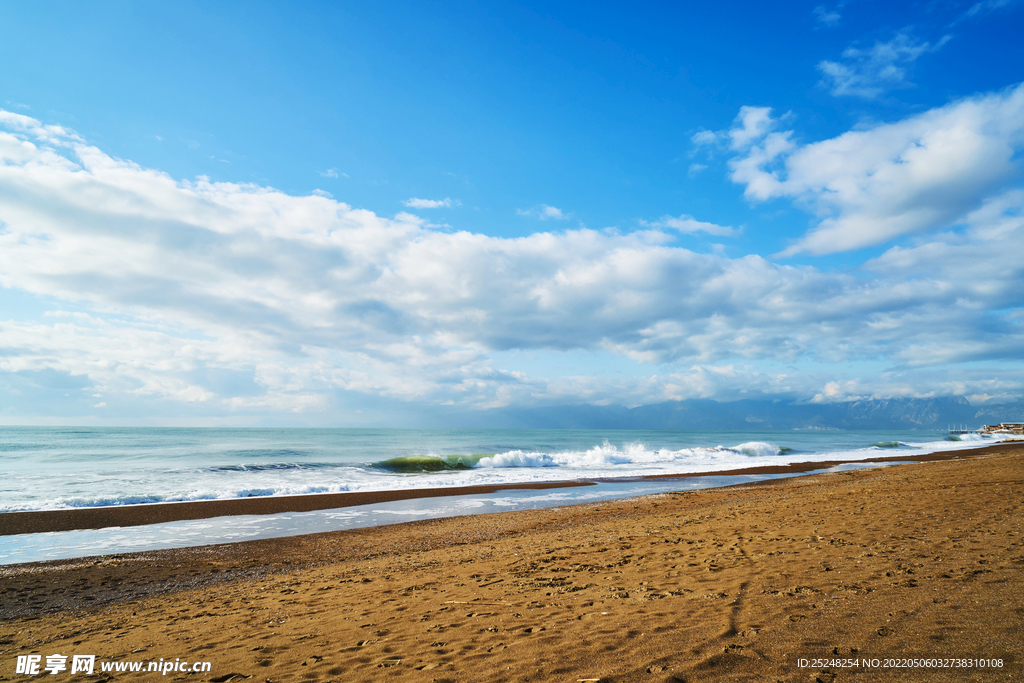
[1,84,1024,423]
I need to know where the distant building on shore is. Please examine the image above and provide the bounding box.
[980,422,1024,435]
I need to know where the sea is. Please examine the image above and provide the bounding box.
[0,427,993,565]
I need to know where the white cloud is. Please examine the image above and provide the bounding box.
[532,364,804,407]
[725,84,1024,255]
[690,129,719,147]
[813,5,842,27]
[645,214,737,237]
[517,204,568,220]
[311,189,333,198]
[964,0,1016,19]
[0,319,222,404]
[818,31,950,98]
[320,168,339,178]
[0,110,83,145]
[810,380,865,403]
[403,197,459,209]
[687,163,707,177]
[0,109,1022,415]
[536,361,1024,408]
[729,106,777,149]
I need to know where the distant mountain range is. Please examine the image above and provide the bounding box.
[442,396,1024,431]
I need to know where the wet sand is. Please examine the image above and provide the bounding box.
[1,444,1022,681]
[0,481,595,536]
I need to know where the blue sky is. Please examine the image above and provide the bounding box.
[1,0,1023,425]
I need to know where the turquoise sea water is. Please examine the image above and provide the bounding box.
[0,427,993,564]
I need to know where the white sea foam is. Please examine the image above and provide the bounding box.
[954,432,986,442]
[476,441,783,469]
[477,450,559,468]
[0,428,999,512]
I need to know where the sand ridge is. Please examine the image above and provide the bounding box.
[2,446,1022,681]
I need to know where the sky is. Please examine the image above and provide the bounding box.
[1,0,1023,426]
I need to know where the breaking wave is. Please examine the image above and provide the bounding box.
[374,454,489,472]
[474,441,787,469]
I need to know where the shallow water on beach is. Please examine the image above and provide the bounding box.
[0,461,897,564]
[0,426,992,514]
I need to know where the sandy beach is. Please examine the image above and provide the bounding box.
[2,443,1022,681]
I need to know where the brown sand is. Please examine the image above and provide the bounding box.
[2,445,1022,682]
